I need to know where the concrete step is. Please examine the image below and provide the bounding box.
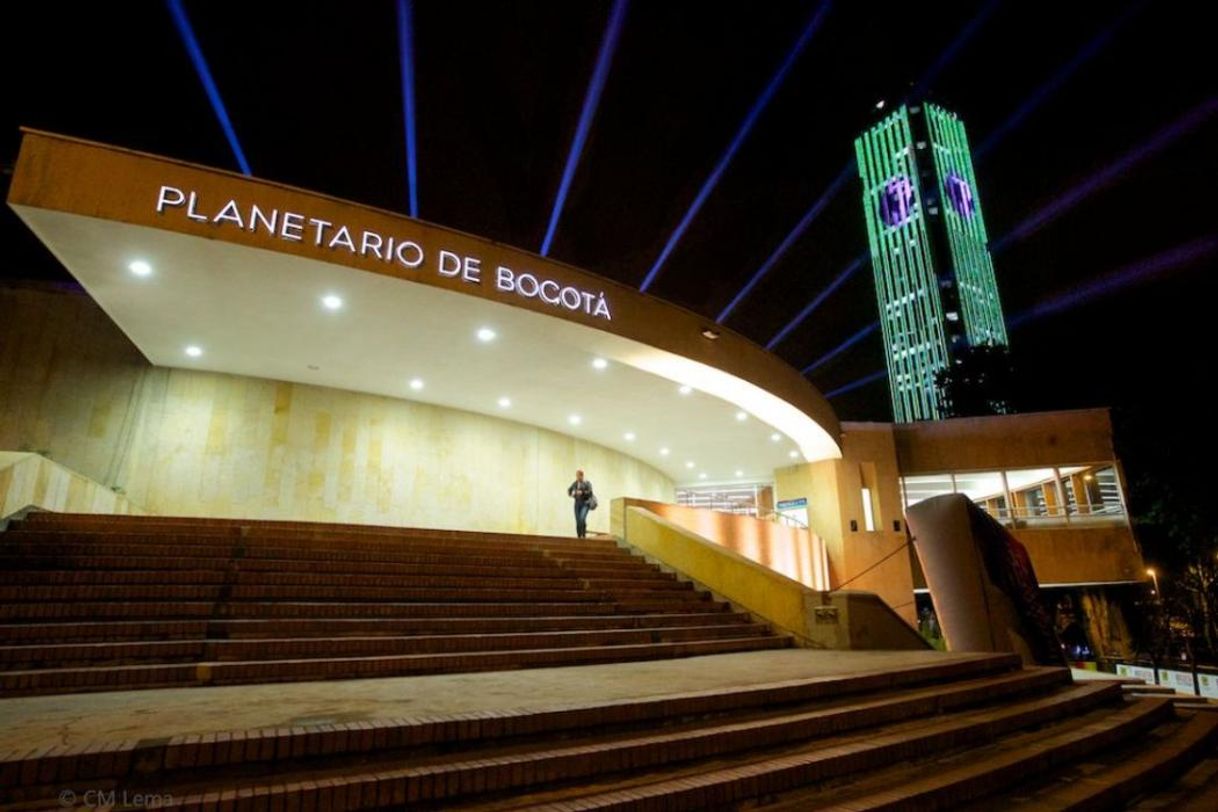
[0,583,613,603]
[1130,751,1218,809]
[754,697,1181,812]
[0,554,619,580]
[82,673,1106,810]
[8,525,622,554]
[0,635,792,695]
[0,570,691,595]
[0,513,760,698]
[1124,683,1180,695]
[2,533,598,563]
[0,623,775,667]
[0,611,751,644]
[17,513,615,549]
[0,653,1027,802]
[0,600,625,621]
[2,542,574,570]
[476,688,1151,812]
[974,712,1218,810]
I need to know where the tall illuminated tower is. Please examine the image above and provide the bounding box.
[855,103,1008,422]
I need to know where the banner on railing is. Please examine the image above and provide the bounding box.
[1116,663,1218,698]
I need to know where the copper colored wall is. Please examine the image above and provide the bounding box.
[776,424,917,625]
[611,498,829,592]
[1012,526,1144,585]
[893,409,1117,473]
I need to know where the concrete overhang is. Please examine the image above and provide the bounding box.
[7,130,842,486]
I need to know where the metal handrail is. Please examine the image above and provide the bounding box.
[984,504,1125,520]
[758,510,809,530]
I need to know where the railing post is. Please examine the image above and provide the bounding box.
[1053,467,1069,526]
[1000,471,1015,528]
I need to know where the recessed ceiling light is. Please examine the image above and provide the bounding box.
[685,461,695,469]
[788,450,799,459]
[735,411,748,421]
[497,396,511,408]
[409,378,424,391]
[321,294,343,310]
[568,414,582,425]
[659,447,670,456]
[476,327,497,342]
[592,358,608,370]
[678,385,692,395]
[771,433,781,442]
[184,345,203,358]
[735,470,744,477]
[623,432,635,441]
[128,260,153,277]
[699,472,708,479]
[701,328,720,340]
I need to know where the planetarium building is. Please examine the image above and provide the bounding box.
[0,128,1188,809]
[3,129,1145,634]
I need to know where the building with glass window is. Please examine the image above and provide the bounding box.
[768,407,1143,662]
[855,103,1008,422]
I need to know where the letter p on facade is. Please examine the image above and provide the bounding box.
[156,185,187,213]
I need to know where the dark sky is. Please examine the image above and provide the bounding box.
[3,1,1215,467]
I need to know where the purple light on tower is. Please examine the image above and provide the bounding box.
[945,172,974,218]
[879,175,914,227]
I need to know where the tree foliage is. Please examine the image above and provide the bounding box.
[1120,408,1218,662]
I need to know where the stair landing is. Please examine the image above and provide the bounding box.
[0,647,982,753]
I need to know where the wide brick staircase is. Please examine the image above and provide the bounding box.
[5,513,1218,809]
[3,651,1218,809]
[0,512,786,696]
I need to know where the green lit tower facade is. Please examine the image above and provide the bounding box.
[855,103,1008,422]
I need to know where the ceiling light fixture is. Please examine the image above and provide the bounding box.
[592,358,608,370]
[321,294,343,310]
[701,327,720,340]
[678,385,692,395]
[568,414,582,425]
[128,260,153,277]
[685,461,695,469]
[497,396,511,408]
[623,432,635,441]
[659,447,670,456]
[735,411,748,421]
[476,327,497,342]
[184,345,203,358]
[409,378,424,391]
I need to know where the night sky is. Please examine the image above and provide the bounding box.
[3,2,1215,478]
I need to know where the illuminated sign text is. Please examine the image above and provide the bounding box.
[154,185,611,320]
